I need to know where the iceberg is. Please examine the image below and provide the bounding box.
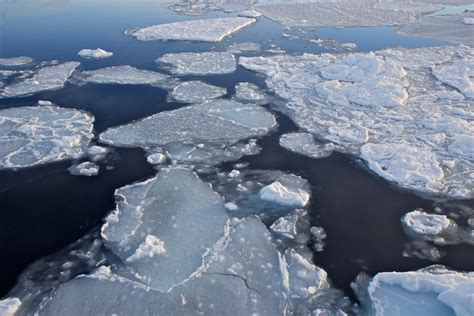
[0,57,33,67]
[157,52,237,75]
[170,80,226,103]
[79,65,168,85]
[127,17,255,42]
[0,105,94,169]
[77,48,113,59]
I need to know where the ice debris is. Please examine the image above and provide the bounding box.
[79,65,168,85]
[402,210,452,236]
[68,161,99,177]
[146,152,166,165]
[259,174,311,208]
[0,57,33,67]
[0,298,21,316]
[170,80,226,103]
[77,48,113,59]
[280,132,335,159]
[157,52,237,75]
[127,17,255,42]
[0,105,94,169]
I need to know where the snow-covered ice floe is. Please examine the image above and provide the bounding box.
[170,0,256,15]
[157,52,237,75]
[77,48,113,59]
[126,17,255,42]
[170,80,226,103]
[0,57,33,67]
[99,99,276,165]
[234,82,266,102]
[354,265,474,316]
[78,65,168,85]
[280,132,335,159]
[0,62,79,98]
[0,105,94,170]
[68,161,99,177]
[240,45,474,198]
[259,173,311,208]
[226,42,262,54]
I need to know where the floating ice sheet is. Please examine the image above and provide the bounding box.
[0,57,33,67]
[157,52,237,75]
[402,210,452,235]
[259,174,311,208]
[79,65,168,85]
[0,105,94,169]
[170,80,226,103]
[280,132,334,159]
[227,42,262,54]
[170,0,256,15]
[0,62,79,98]
[234,82,266,102]
[77,48,113,59]
[127,17,255,42]
[240,46,474,198]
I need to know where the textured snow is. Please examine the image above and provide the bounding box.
[260,174,311,207]
[157,52,237,75]
[227,42,262,54]
[170,0,256,15]
[68,161,99,177]
[0,106,94,169]
[146,152,166,165]
[280,132,335,159]
[127,17,255,42]
[240,46,474,198]
[358,266,474,316]
[170,80,226,103]
[77,48,113,59]
[80,65,168,85]
[0,298,21,316]
[402,210,452,235]
[234,82,266,102]
[125,235,166,263]
[1,62,79,98]
[0,57,32,66]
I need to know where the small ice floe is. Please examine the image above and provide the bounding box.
[37,100,52,106]
[238,9,262,18]
[0,56,33,67]
[77,48,113,59]
[68,161,99,177]
[402,210,452,236]
[157,52,237,75]
[280,132,335,159]
[79,65,168,85]
[86,145,110,162]
[170,0,256,16]
[310,226,327,252]
[0,298,22,316]
[1,62,79,98]
[0,105,94,169]
[234,82,266,102]
[259,174,311,208]
[170,80,226,103]
[146,152,166,165]
[354,265,474,316]
[127,17,256,42]
[270,213,299,239]
[227,42,262,54]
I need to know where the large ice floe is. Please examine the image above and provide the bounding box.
[78,65,169,85]
[240,45,474,198]
[169,80,226,103]
[0,62,79,98]
[157,52,237,75]
[354,265,474,316]
[0,105,94,169]
[99,99,276,165]
[0,57,33,67]
[126,17,255,42]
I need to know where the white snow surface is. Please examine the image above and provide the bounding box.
[170,80,226,103]
[234,82,266,102]
[77,48,113,59]
[127,17,255,42]
[0,106,94,169]
[260,174,311,207]
[402,210,452,235]
[80,65,168,85]
[0,57,33,66]
[240,46,474,198]
[157,52,237,75]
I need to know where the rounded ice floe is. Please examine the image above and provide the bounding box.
[259,174,311,208]
[234,82,266,102]
[170,80,226,103]
[402,210,452,236]
[86,145,110,162]
[77,48,113,59]
[280,132,334,159]
[68,161,99,177]
[127,17,256,42]
[0,62,79,98]
[0,105,94,169]
[80,65,168,85]
[146,152,166,165]
[0,298,21,316]
[0,56,33,66]
[157,52,237,75]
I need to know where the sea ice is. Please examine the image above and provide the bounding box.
[127,17,255,42]
[86,145,110,162]
[170,80,226,103]
[402,210,452,236]
[226,42,262,54]
[1,62,79,98]
[0,105,94,169]
[157,52,237,75]
[234,82,266,102]
[170,0,256,15]
[0,57,33,67]
[68,161,99,177]
[280,132,335,159]
[77,48,113,59]
[270,213,299,239]
[240,45,474,198]
[146,152,166,165]
[259,174,311,207]
[0,298,21,316]
[79,65,168,85]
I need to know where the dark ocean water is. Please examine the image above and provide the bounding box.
[0,0,473,300]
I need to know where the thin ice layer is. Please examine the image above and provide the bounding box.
[80,65,168,85]
[101,167,229,292]
[240,46,474,198]
[0,57,33,67]
[234,82,265,102]
[1,62,79,98]
[0,106,94,169]
[127,17,255,42]
[170,80,226,103]
[157,52,237,75]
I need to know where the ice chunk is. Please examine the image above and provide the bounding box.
[68,161,99,177]
[1,62,79,98]
[170,0,256,15]
[432,57,474,100]
[101,167,229,292]
[227,42,262,54]
[77,48,113,59]
[0,105,94,169]
[157,52,237,75]
[0,298,21,316]
[260,174,311,208]
[80,65,168,85]
[0,56,33,66]
[37,100,53,106]
[402,210,452,235]
[463,17,474,25]
[270,213,299,239]
[86,145,110,162]
[238,9,262,18]
[449,134,474,161]
[280,132,334,159]
[127,17,255,42]
[234,82,266,102]
[170,80,226,103]
[357,266,474,316]
[146,152,166,165]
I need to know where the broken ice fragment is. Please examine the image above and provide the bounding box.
[259,174,311,208]
[280,132,334,159]
[125,235,166,263]
[127,17,255,42]
[0,57,33,67]
[234,82,266,102]
[0,298,21,316]
[270,214,299,239]
[402,210,452,236]
[80,65,168,85]
[432,57,474,100]
[170,80,226,103]
[146,152,166,165]
[157,52,237,75]
[77,48,113,59]
[68,161,99,177]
